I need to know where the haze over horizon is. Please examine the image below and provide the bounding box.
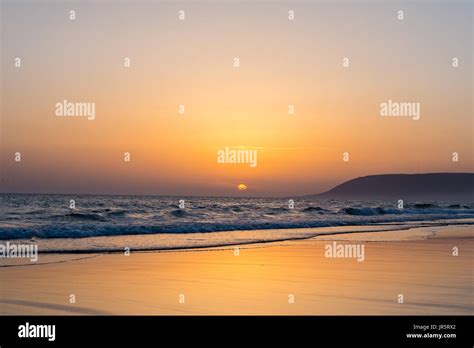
[1,0,472,197]
[1,171,473,198]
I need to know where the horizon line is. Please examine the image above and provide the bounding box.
[1,172,472,198]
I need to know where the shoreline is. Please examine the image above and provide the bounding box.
[0,223,472,315]
[0,219,472,258]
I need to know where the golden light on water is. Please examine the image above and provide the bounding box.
[237,184,247,191]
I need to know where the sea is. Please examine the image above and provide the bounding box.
[0,193,473,253]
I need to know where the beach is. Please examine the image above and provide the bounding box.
[0,223,472,315]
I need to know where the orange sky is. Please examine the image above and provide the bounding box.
[1,0,472,196]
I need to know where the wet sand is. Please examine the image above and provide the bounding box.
[0,224,472,315]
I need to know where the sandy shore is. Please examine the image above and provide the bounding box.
[0,224,472,315]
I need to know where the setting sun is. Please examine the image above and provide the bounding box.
[237,184,247,191]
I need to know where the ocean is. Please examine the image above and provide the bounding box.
[0,193,473,253]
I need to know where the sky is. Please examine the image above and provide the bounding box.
[1,0,473,196]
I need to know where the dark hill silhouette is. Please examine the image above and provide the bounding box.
[310,173,473,200]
